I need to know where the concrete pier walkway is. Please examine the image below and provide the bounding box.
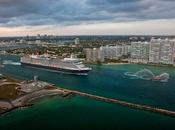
[71,90,175,117]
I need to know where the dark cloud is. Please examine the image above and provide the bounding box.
[0,0,174,27]
[86,0,140,6]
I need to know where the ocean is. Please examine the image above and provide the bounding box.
[0,55,175,130]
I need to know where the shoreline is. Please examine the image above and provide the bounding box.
[103,62,130,65]
[2,54,175,69]
[0,104,33,116]
[102,62,175,69]
[0,88,72,115]
[1,76,175,118]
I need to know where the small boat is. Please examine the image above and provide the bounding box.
[152,74,169,82]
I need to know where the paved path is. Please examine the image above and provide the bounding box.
[12,89,67,106]
[0,101,13,109]
[0,82,21,86]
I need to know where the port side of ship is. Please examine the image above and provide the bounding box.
[21,62,91,75]
[20,55,92,75]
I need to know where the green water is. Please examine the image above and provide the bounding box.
[0,55,175,130]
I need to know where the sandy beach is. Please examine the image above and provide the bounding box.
[103,62,130,65]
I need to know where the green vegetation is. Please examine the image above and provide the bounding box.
[0,76,23,100]
[6,44,85,58]
[0,84,21,100]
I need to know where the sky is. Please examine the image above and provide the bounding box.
[0,0,175,36]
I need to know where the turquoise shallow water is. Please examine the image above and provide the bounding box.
[0,55,175,130]
[1,96,175,130]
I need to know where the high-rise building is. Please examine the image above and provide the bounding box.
[75,38,79,45]
[101,45,131,60]
[84,48,104,63]
[130,41,150,63]
[149,38,175,65]
[122,45,131,56]
[149,39,160,64]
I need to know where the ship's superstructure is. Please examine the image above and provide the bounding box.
[20,54,92,75]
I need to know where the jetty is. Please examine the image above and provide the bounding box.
[1,75,175,117]
[71,90,175,117]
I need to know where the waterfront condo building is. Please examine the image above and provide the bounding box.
[149,38,175,65]
[85,48,104,63]
[101,45,131,60]
[130,41,150,63]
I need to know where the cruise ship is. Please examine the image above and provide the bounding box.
[20,54,92,75]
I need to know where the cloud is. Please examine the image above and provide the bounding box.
[0,0,174,27]
[1,19,175,36]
